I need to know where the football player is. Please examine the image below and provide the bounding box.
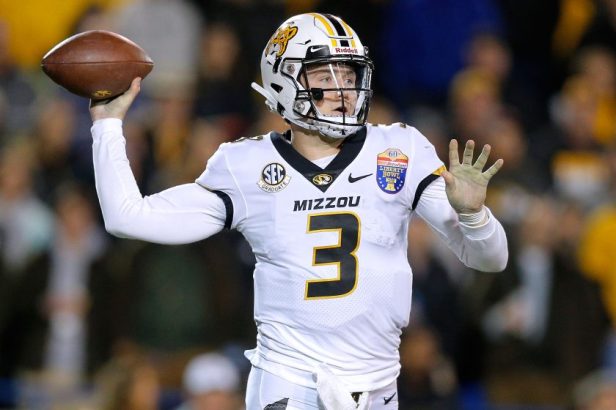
[89,13,508,410]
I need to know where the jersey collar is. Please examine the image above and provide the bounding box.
[271,127,367,192]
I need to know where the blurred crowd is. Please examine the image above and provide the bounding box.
[0,0,615,409]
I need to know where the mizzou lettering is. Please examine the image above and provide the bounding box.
[293,196,360,212]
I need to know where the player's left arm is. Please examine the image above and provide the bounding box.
[415,139,508,272]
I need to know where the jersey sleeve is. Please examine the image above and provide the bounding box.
[195,143,246,230]
[407,127,446,210]
[415,178,509,272]
[91,119,227,244]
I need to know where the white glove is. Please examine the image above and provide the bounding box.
[314,364,369,410]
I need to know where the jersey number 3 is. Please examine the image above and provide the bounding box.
[305,212,360,299]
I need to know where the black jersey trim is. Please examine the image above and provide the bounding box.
[412,173,440,210]
[265,398,288,409]
[271,127,367,192]
[211,190,233,229]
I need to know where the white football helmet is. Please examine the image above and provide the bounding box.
[252,13,374,139]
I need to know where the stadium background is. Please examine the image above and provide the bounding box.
[0,0,615,408]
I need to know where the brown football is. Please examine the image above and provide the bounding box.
[41,30,154,100]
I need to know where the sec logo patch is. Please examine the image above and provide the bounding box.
[258,162,291,192]
[376,149,408,194]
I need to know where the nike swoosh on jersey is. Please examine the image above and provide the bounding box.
[348,173,373,183]
[384,392,396,405]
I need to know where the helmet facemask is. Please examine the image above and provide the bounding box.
[285,58,373,138]
[252,13,375,139]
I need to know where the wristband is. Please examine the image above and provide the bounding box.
[458,206,488,227]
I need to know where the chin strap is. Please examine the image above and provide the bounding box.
[251,82,278,113]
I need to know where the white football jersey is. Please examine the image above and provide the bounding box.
[196,123,445,391]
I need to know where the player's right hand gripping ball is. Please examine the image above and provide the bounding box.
[41,30,154,100]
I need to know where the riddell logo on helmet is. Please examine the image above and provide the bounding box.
[335,47,358,54]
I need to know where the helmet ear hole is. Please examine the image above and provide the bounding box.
[277,102,285,115]
[271,83,283,93]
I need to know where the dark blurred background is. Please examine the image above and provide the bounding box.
[0,0,615,409]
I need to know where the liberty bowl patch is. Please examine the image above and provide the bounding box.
[377,148,408,194]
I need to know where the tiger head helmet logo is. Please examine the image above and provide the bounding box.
[265,25,298,57]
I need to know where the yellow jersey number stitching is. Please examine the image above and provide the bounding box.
[305,211,361,300]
